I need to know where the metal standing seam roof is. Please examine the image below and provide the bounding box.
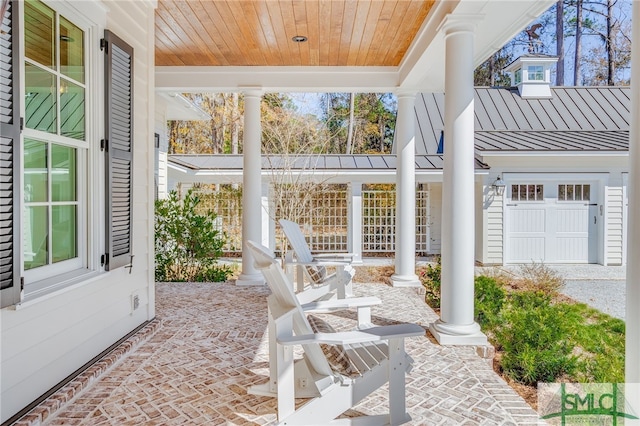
[168,154,489,171]
[415,86,630,155]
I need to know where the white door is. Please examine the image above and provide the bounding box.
[505,182,597,264]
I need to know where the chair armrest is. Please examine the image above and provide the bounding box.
[312,253,356,260]
[301,296,381,312]
[277,324,425,346]
[286,260,352,267]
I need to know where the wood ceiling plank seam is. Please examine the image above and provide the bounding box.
[155,9,187,66]
[304,0,321,66]
[389,0,432,65]
[222,1,262,65]
[265,0,293,66]
[328,0,344,66]
[354,0,383,65]
[211,1,254,65]
[495,88,530,130]
[364,0,397,65]
[346,0,371,65]
[252,1,281,65]
[318,0,332,66]
[283,0,303,65]
[337,0,358,66]
[239,1,274,65]
[155,7,203,65]
[154,34,183,66]
[191,0,238,66]
[380,0,416,66]
[581,88,619,130]
[292,0,311,66]
[243,1,280,66]
[175,1,225,66]
[157,3,206,65]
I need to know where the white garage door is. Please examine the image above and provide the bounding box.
[505,183,598,264]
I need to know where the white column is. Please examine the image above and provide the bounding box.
[237,89,265,286]
[626,0,640,394]
[430,15,487,345]
[391,91,420,287]
[348,182,363,264]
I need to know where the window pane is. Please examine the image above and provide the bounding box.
[60,17,84,83]
[52,205,77,263]
[24,139,48,202]
[559,185,566,201]
[575,185,583,201]
[527,185,536,200]
[52,144,76,202]
[511,185,519,200]
[25,63,57,134]
[60,80,85,139]
[567,185,574,200]
[583,185,590,201]
[25,0,55,68]
[24,206,48,270]
[536,185,543,200]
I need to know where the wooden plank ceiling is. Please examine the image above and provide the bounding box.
[155,1,435,67]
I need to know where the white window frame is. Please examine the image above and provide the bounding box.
[527,65,544,81]
[20,0,105,298]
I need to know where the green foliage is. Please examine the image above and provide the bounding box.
[474,276,506,329]
[155,189,232,282]
[556,302,625,383]
[420,257,441,308]
[494,291,579,385]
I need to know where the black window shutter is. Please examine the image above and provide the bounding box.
[104,30,134,271]
[0,0,21,308]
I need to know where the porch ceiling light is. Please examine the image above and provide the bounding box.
[291,35,307,43]
[492,176,506,196]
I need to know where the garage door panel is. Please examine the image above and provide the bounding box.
[556,237,589,262]
[508,237,545,262]
[556,208,589,234]
[508,209,546,233]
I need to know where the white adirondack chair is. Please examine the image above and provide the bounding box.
[279,218,356,304]
[247,240,425,426]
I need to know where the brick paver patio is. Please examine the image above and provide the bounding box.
[14,281,542,425]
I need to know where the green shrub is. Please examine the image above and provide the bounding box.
[474,276,506,330]
[420,257,441,308]
[155,189,232,282]
[495,291,579,385]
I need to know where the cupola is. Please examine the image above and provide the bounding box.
[503,55,558,99]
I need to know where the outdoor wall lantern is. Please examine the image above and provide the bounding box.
[492,176,506,196]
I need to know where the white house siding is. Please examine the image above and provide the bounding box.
[481,183,505,266]
[155,95,169,199]
[0,2,156,423]
[606,185,625,265]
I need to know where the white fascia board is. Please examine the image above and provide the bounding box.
[155,66,399,93]
[481,151,628,157]
[399,0,555,91]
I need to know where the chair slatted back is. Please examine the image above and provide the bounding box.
[247,240,333,377]
[279,219,314,263]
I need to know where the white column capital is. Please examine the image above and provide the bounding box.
[437,14,483,36]
[395,90,417,101]
[241,87,263,98]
